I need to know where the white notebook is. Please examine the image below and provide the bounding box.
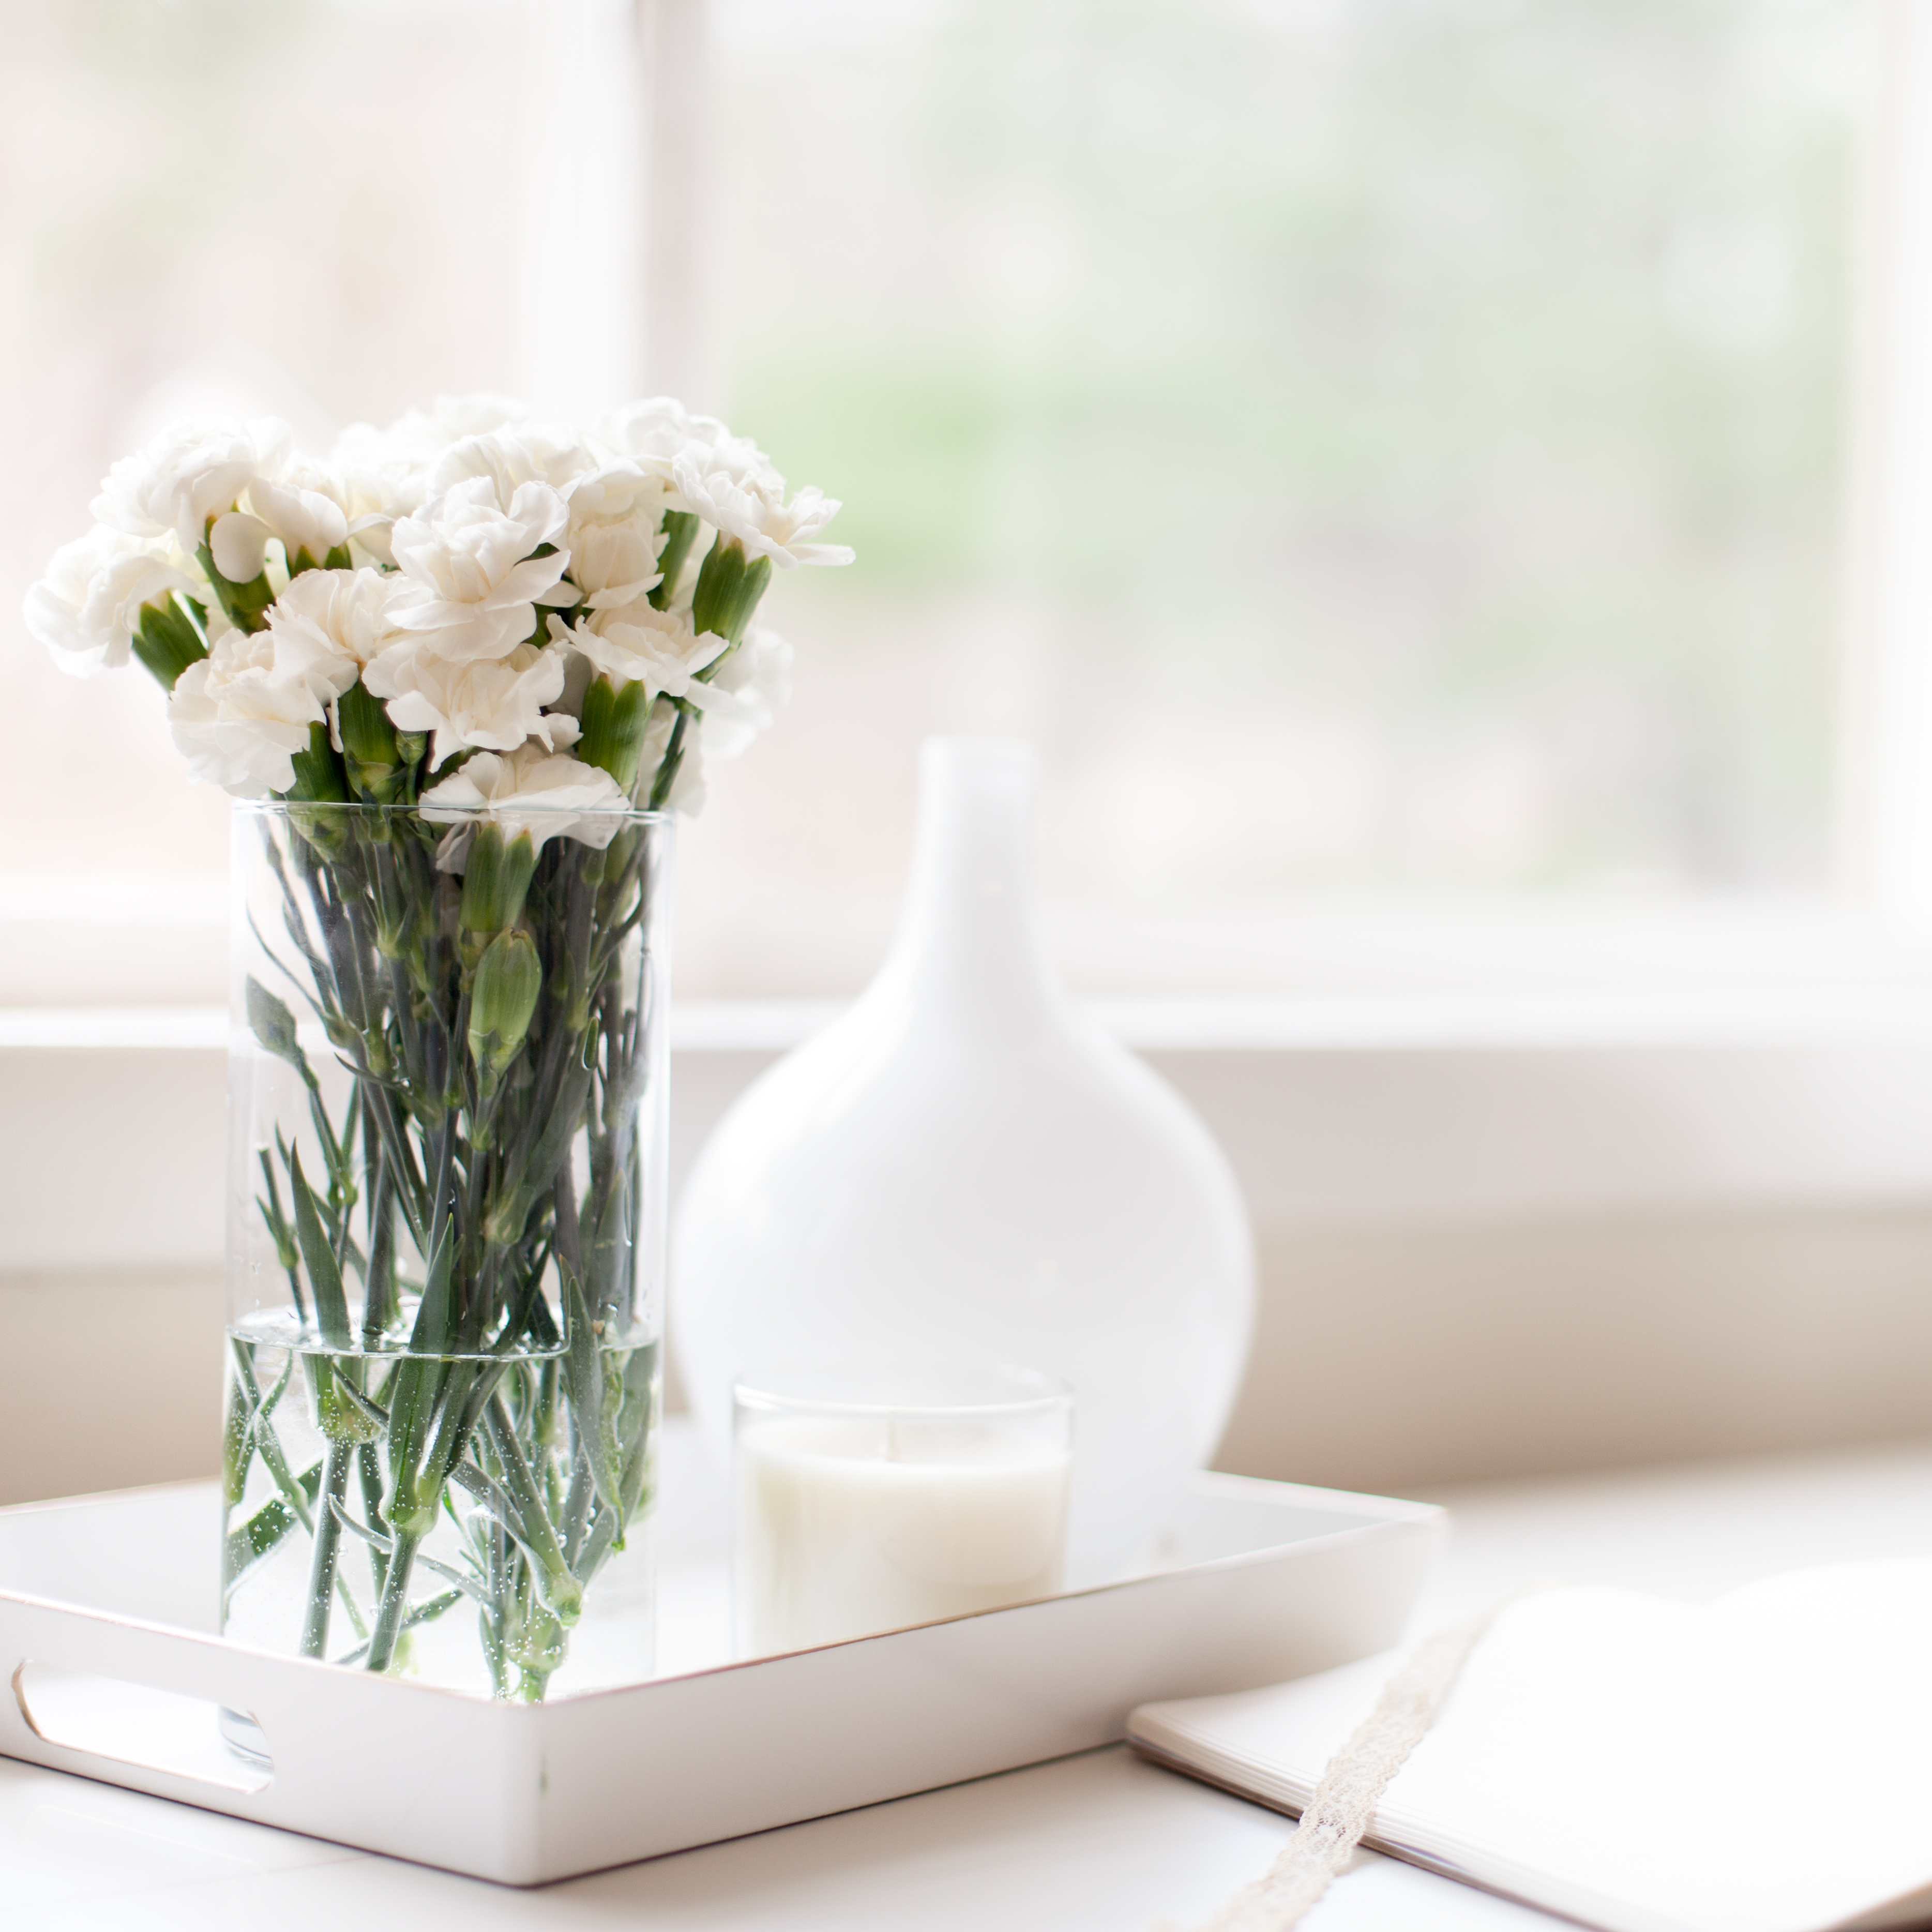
[1129,1561,1932,1932]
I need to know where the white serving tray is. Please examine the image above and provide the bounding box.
[0,1426,1445,1885]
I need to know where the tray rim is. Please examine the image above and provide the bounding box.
[0,1469,1450,1881]
[0,1469,1448,1711]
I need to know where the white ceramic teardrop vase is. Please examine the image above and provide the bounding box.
[672,738,1256,1584]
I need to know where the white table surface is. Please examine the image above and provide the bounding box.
[10,1435,1932,1932]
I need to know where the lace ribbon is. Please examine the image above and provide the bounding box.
[1188,1594,1528,1932]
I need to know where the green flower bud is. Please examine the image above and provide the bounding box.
[469,929,542,1078]
[284,720,349,804]
[194,537,276,633]
[458,824,537,941]
[338,681,405,804]
[577,674,652,792]
[689,534,773,647]
[129,595,208,691]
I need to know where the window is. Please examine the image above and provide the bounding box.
[680,0,1885,994]
[1,0,1903,1006]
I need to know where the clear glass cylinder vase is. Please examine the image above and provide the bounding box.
[221,799,671,1703]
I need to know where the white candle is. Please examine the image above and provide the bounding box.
[734,1414,1071,1656]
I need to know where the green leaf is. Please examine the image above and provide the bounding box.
[248,1368,315,1536]
[221,1458,323,1597]
[648,510,700,612]
[479,1396,581,1625]
[327,1492,393,1553]
[646,703,692,811]
[331,1589,461,1668]
[562,1270,621,1515]
[446,1451,578,1627]
[407,1218,458,1355]
[290,1144,352,1349]
[222,1494,298,1593]
[246,977,316,1089]
[417,1552,493,1607]
[615,1341,658,1508]
[384,1272,456,1533]
[330,1375,391,1434]
[221,1365,254,1508]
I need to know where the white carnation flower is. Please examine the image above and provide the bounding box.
[547,602,727,705]
[669,441,853,570]
[210,461,352,582]
[23,526,200,677]
[568,516,665,609]
[376,394,531,461]
[264,568,408,708]
[364,638,571,771]
[425,427,601,508]
[700,625,795,762]
[93,418,292,555]
[595,397,733,484]
[168,624,326,798]
[329,398,532,567]
[328,444,428,569]
[387,476,573,661]
[563,464,673,609]
[420,739,630,856]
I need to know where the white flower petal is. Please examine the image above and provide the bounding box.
[365,640,570,771]
[93,418,292,554]
[210,512,272,584]
[387,476,572,660]
[420,740,630,853]
[167,625,325,797]
[669,449,852,569]
[548,602,728,707]
[23,526,201,677]
[264,567,407,696]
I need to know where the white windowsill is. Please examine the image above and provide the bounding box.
[10,979,1932,1055]
[6,983,1932,1276]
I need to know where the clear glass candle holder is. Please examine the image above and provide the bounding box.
[732,1363,1074,1657]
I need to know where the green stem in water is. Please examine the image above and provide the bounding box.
[364,1528,422,1673]
[301,1440,353,1658]
[357,1440,390,1599]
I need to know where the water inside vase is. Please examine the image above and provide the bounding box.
[220,1314,657,1701]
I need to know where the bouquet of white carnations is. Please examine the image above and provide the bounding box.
[24,395,850,1701]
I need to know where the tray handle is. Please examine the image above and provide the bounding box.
[11,1656,272,1794]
